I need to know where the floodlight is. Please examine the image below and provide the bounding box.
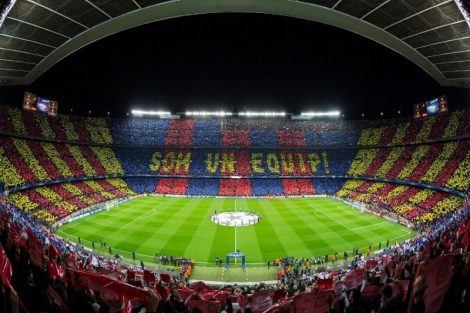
[131,109,171,116]
[238,111,286,117]
[300,111,341,117]
[185,111,233,116]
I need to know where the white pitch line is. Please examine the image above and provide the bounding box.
[348,221,390,231]
[119,207,158,230]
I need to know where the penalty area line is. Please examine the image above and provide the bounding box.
[119,207,158,230]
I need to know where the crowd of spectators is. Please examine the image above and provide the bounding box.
[281,179,315,196]
[0,105,113,144]
[0,202,194,312]
[122,177,342,198]
[156,178,189,195]
[193,120,221,146]
[5,179,134,225]
[124,177,159,194]
[150,149,343,178]
[313,179,345,195]
[157,255,194,267]
[2,105,470,312]
[219,179,252,197]
[0,121,468,227]
[347,140,470,192]
[251,179,284,196]
[2,104,470,149]
[165,120,195,146]
[337,180,466,226]
[187,179,220,196]
[0,134,125,190]
[108,117,168,145]
[0,194,469,313]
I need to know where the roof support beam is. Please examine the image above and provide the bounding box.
[0,0,459,87]
[0,33,57,49]
[401,20,465,40]
[434,59,470,65]
[331,0,342,9]
[84,0,112,19]
[0,58,37,65]
[415,35,470,49]
[132,0,142,9]
[0,47,46,57]
[26,0,89,30]
[384,0,452,30]
[442,69,470,72]
[361,0,391,20]
[0,67,29,72]
[427,48,470,58]
[7,17,71,39]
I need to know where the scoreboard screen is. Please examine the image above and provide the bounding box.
[414,95,448,118]
[23,92,58,116]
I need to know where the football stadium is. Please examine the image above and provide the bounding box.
[0,1,470,313]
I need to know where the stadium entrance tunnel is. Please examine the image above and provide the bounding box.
[211,211,261,227]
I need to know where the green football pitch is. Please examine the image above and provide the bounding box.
[57,196,415,268]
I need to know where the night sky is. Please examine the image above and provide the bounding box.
[1,13,469,119]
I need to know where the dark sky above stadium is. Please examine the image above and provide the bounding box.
[1,13,469,119]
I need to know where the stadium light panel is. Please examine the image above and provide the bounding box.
[185,111,233,116]
[131,109,171,116]
[300,111,341,117]
[238,111,286,117]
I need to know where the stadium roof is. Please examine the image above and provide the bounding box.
[0,0,470,87]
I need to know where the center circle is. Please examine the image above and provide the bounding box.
[211,211,261,227]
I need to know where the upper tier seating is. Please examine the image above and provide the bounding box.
[4,104,469,147]
[107,117,168,145]
[347,140,470,192]
[0,134,124,190]
[0,105,114,144]
[192,120,221,146]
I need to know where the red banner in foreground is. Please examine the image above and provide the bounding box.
[252,290,274,313]
[344,268,365,289]
[69,268,148,301]
[187,299,221,313]
[423,254,455,313]
[292,291,329,313]
[0,244,12,288]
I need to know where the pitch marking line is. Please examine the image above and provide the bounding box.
[348,221,389,231]
[119,207,158,230]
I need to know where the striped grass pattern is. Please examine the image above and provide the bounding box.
[58,196,415,264]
